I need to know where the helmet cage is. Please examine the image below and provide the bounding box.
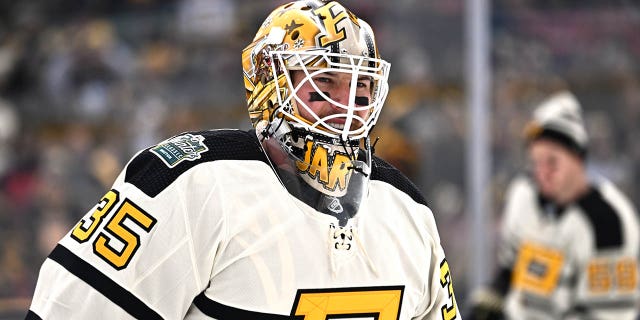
[270,49,390,142]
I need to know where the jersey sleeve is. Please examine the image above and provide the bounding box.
[370,157,461,319]
[28,147,227,319]
[416,207,461,320]
[569,181,640,319]
[496,176,534,269]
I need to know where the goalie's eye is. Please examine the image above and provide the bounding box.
[357,77,372,90]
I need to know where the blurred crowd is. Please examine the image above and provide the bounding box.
[1,0,639,316]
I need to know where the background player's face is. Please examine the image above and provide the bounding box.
[528,139,584,204]
[290,70,372,130]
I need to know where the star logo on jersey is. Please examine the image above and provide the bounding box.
[151,133,209,168]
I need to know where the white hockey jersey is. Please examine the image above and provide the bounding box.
[27,129,459,320]
[497,175,640,320]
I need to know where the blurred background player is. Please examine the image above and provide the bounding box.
[468,91,640,319]
[26,1,460,319]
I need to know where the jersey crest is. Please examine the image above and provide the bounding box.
[150,133,209,168]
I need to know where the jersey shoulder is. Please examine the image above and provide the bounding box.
[125,129,268,197]
[505,174,536,199]
[576,182,625,250]
[371,155,428,207]
[501,175,537,229]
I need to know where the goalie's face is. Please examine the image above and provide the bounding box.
[291,70,373,132]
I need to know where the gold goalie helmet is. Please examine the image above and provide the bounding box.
[242,0,391,225]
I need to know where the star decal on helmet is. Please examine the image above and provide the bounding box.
[285,19,304,34]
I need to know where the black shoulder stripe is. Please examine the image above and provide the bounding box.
[576,187,623,249]
[570,298,638,314]
[193,292,289,320]
[370,156,428,207]
[125,129,268,198]
[25,310,42,320]
[491,266,513,296]
[48,245,163,320]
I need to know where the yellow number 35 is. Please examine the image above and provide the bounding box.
[71,190,157,270]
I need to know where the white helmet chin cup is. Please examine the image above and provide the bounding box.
[258,119,371,226]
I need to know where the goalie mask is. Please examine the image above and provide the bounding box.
[242,0,390,225]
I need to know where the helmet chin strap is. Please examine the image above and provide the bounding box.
[338,136,370,178]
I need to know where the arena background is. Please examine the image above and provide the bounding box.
[1,0,639,318]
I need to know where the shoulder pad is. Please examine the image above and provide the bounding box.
[125,129,268,197]
[371,155,428,207]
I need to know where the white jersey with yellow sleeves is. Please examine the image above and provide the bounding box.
[498,175,640,319]
[28,129,459,320]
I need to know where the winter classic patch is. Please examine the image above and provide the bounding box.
[150,133,209,168]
